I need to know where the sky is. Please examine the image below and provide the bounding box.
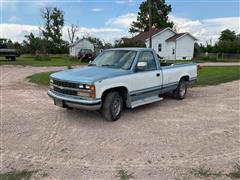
[1,0,240,44]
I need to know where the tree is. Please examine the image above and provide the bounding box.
[40,7,64,53]
[23,33,44,54]
[68,24,79,44]
[219,29,237,42]
[104,42,113,49]
[129,0,174,33]
[85,36,104,49]
[216,29,240,53]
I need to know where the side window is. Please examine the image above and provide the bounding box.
[137,51,157,71]
[158,43,162,52]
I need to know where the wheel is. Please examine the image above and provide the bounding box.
[173,80,187,100]
[101,91,123,121]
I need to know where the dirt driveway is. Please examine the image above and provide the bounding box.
[0,65,239,179]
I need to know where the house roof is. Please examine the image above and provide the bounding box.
[166,32,197,42]
[123,28,167,43]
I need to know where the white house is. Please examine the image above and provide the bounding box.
[124,27,197,60]
[69,38,94,57]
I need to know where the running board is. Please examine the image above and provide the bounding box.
[131,96,163,108]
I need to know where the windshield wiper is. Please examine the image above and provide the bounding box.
[88,63,96,66]
[101,64,116,68]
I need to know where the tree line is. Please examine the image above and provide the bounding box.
[195,29,240,54]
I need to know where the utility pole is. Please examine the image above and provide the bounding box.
[148,0,152,48]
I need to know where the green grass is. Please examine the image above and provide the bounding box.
[0,170,38,180]
[0,54,87,66]
[190,164,240,179]
[27,71,57,86]
[27,66,240,87]
[190,167,222,178]
[197,66,240,85]
[116,169,134,180]
[227,164,240,179]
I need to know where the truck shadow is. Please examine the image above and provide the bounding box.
[63,93,176,124]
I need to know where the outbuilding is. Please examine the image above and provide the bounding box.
[69,38,94,57]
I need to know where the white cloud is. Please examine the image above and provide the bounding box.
[170,15,240,44]
[91,8,103,12]
[1,24,127,43]
[1,15,239,45]
[62,26,126,42]
[115,0,135,5]
[106,13,137,28]
[1,24,40,42]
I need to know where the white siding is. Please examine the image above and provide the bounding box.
[69,39,94,57]
[166,41,175,60]
[145,29,175,59]
[175,35,195,60]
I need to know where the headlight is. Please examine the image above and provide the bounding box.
[50,79,53,84]
[77,84,95,98]
[79,84,92,90]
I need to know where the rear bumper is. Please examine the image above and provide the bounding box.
[47,90,101,110]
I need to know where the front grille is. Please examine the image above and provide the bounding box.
[53,86,77,96]
[53,79,78,89]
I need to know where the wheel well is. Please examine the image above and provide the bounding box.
[101,87,129,106]
[180,76,189,82]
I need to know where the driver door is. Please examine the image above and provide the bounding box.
[129,51,162,101]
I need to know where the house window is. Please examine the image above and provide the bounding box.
[158,44,162,52]
[172,48,175,55]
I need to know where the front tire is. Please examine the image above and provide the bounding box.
[101,92,123,121]
[174,80,187,100]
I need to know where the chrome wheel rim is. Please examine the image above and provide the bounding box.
[179,83,186,97]
[112,98,121,117]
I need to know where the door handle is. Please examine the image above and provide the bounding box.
[156,73,160,77]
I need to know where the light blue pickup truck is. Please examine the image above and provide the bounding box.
[48,48,197,121]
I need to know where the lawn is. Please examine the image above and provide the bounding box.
[28,71,57,86]
[197,66,240,85]
[0,54,87,66]
[27,66,240,87]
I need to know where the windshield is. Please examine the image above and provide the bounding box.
[91,50,137,70]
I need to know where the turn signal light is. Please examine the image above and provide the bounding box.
[90,85,95,91]
[90,84,95,98]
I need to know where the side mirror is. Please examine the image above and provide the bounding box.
[137,62,148,71]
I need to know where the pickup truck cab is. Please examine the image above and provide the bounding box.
[48,48,197,121]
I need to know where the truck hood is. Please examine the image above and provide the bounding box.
[50,66,131,83]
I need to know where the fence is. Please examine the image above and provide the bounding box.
[196,53,240,62]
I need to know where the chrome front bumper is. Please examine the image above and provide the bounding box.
[47,90,101,110]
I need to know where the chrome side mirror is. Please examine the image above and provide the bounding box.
[137,62,148,71]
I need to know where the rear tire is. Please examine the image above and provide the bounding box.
[173,80,187,100]
[101,91,123,121]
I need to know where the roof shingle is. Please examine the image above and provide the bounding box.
[123,28,167,43]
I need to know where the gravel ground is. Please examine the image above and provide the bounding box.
[0,65,239,179]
